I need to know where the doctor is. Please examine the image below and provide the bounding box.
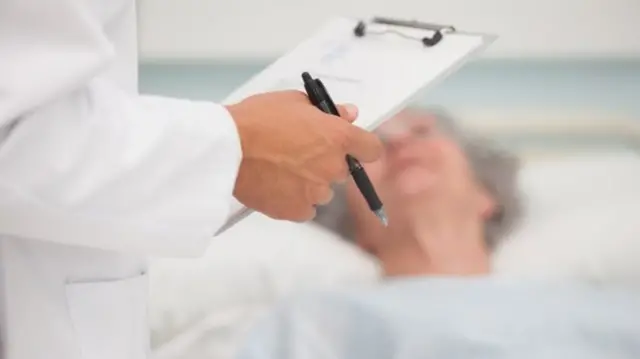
[0,1,382,359]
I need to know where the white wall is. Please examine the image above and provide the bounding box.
[138,0,640,60]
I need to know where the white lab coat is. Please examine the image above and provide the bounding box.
[0,1,242,358]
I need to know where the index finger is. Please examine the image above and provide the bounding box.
[343,125,384,163]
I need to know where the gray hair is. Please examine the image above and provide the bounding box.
[313,107,522,251]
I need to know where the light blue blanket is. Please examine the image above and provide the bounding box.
[236,277,640,359]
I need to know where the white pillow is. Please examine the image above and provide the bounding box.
[493,150,640,284]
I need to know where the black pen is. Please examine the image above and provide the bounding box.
[302,72,388,226]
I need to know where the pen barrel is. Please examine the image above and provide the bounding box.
[317,101,337,116]
[348,157,383,212]
[307,82,340,116]
[315,80,341,115]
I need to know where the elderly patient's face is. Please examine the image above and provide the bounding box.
[345,110,496,254]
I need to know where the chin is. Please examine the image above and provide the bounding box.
[385,167,433,196]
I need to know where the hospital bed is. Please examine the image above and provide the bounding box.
[148,109,640,359]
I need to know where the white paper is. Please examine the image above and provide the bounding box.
[216,17,494,235]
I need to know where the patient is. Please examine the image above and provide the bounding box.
[314,107,522,277]
[234,111,640,359]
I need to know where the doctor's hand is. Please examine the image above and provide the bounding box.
[227,90,382,222]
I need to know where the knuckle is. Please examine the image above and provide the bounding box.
[292,206,316,222]
[319,188,334,205]
[303,182,334,206]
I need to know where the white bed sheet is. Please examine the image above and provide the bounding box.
[235,278,640,359]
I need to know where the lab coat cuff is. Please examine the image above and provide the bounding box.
[203,102,243,166]
[189,101,243,235]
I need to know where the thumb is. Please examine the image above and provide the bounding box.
[336,103,359,123]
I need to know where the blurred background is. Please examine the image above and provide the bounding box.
[136,0,640,157]
[136,0,640,111]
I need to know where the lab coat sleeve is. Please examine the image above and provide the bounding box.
[0,0,243,256]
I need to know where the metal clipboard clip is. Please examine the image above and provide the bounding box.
[353,17,457,47]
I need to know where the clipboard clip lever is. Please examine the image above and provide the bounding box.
[354,17,456,47]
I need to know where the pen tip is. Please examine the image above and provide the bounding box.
[374,208,389,227]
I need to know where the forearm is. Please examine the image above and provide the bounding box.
[0,80,242,256]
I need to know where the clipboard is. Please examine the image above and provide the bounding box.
[216,16,496,235]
